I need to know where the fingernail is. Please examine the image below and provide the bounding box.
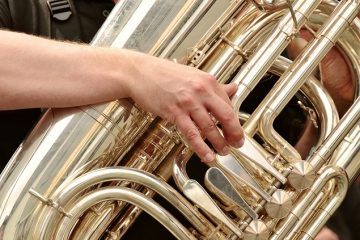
[204,152,215,162]
[234,138,244,148]
[221,146,230,155]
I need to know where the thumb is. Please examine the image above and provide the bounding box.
[287,37,308,60]
[222,82,238,98]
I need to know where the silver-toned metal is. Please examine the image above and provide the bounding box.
[182,180,243,238]
[232,0,323,107]
[274,166,348,240]
[215,153,273,201]
[243,219,270,240]
[0,0,360,239]
[297,100,319,128]
[265,189,292,219]
[252,0,289,11]
[230,134,287,184]
[331,123,360,184]
[287,161,316,190]
[310,97,360,170]
[56,187,197,240]
[246,0,360,164]
[29,189,71,218]
[36,167,215,239]
[205,167,258,219]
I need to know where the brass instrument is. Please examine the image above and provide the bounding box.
[0,0,359,239]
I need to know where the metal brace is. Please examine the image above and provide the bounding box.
[297,100,319,128]
[286,0,298,28]
[29,189,72,217]
[157,122,182,145]
[188,48,207,66]
[222,36,249,59]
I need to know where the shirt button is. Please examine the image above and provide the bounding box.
[102,9,110,18]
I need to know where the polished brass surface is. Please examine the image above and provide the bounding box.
[0,0,359,239]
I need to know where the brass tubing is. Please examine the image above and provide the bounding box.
[108,192,226,240]
[55,187,197,240]
[149,0,212,56]
[254,0,359,120]
[310,97,360,170]
[199,4,266,78]
[106,189,171,240]
[331,123,360,183]
[297,177,348,240]
[191,0,247,57]
[107,153,226,240]
[72,203,117,240]
[207,10,284,83]
[106,202,145,240]
[285,181,334,239]
[252,0,289,11]
[157,0,217,58]
[38,168,211,239]
[271,57,338,149]
[51,118,181,240]
[119,120,177,174]
[290,192,326,240]
[173,146,193,190]
[270,166,348,240]
[231,0,322,109]
[246,0,360,162]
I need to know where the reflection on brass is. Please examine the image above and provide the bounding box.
[265,189,292,219]
[288,161,316,190]
[243,219,270,240]
[0,0,359,239]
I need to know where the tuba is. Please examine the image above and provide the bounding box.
[0,0,359,239]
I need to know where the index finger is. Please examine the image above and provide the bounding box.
[206,96,244,148]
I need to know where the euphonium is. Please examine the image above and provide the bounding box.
[0,0,359,239]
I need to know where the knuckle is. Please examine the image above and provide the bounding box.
[197,147,209,158]
[169,110,184,125]
[163,112,175,124]
[177,91,195,107]
[191,81,208,94]
[164,114,175,124]
[221,108,236,123]
[201,121,216,132]
[184,128,199,141]
[203,73,217,85]
[163,106,181,123]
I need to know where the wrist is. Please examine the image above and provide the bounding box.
[86,47,137,100]
[116,49,148,99]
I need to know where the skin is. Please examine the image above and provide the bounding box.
[0,30,244,163]
[289,35,355,159]
[287,31,355,117]
[0,3,352,237]
[315,228,339,240]
[288,33,354,240]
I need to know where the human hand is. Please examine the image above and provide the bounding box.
[123,50,244,162]
[287,31,355,116]
[288,31,355,158]
[315,227,339,240]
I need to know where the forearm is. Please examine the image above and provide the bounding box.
[0,30,245,163]
[0,30,134,110]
